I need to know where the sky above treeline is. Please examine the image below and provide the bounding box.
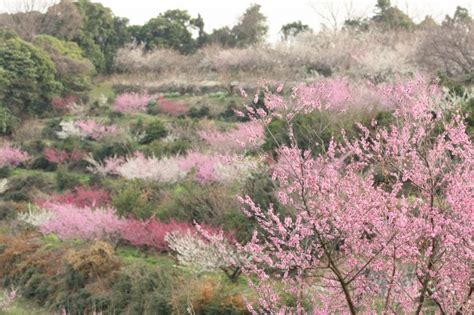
[1,0,473,41]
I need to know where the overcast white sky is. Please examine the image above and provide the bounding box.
[2,0,473,41]
[80,0,474,40]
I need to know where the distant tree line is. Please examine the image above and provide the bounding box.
[0,0,472,118]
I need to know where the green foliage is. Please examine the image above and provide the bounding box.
[137,9,205,53]
[0,166,11,178]
[110,265,173,314]
[0,201,17,221]
[465,97,474,135]
[34,35,95,94]
[372,0,415,30]
[281,21,311,40]
[144,138,191,158]
[0,31,61,116]
[156,181,241,232]
[92,141,134,161]
[209,4,268,47]
[208,27,237,47]
[263,112,333,156]
[188,105,210,119]
[74,0,130,73]
[0,104,18,135]
[344,18,370,31]
[3,174,52,202]
[137,120,168,145]
[232,4,268,47]
[112,180,161,219]
[55,168,83,191]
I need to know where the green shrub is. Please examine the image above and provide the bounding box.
[156,181,243,232]
[34,35,95,94]
[188,106,210,119]
[3,174,52,202]
[110,265,173,314]
[262,112,334,156]
[0,104,18,135]
[144,138,191,157]
[30,157,57,172]
[0,166,11,178]
[0,31,61,116]
[92,141,134,161]
[112,180,162,219]
[56,168,83,191]
[0,201,17,220]
[140,120,167,145]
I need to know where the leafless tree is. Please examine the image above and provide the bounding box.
[0,0,80,40]
[417,14,474,82]
[1,0,57,13]
[309,0,371,31]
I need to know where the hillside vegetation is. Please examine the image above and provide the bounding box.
[0,0,473,314]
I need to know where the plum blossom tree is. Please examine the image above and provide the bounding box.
[85,150,258,184]
[113,92,153,113]
[36,186,111,208]
[120,219,220,252]
[0,144,30,167]
[225,78,473,313]
[43,147,84,165]
[39,202,124,242]
[199,121,264,153]
[56,119,118,140]
[166,226,245,282]
[178,151,258,184]
[18,204,53,227]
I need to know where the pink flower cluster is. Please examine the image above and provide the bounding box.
[43,147,85,165]
[51,95,78,111]
[178,151,256,184]
[75,119,118,140]
[199,121,264,152]
[114,92,153,113]
[238,77,442,124]
[0,144,30,168]
[120,219,197,251]
[218,77,473,313]
[36,199,220,252]
[36,186,111,208]
[40,202,123,241]
[156,96,188,116]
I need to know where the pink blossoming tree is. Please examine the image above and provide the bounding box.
[114,92,153,113]
[40,202,124,242]
[43,147,85,165]
[199,121,265,153]
[228,78,473,314]
[0,144,30,168]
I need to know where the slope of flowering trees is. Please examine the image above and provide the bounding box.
[86,150,259,184]
[0,71,471,313]
[216,77,473,314]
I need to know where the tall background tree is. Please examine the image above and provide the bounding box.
[0,30,61,116]
[73,0,130,73]
[371,0,415,30]
[208,4,268,47]
[418,6,473,83]
[231,4,268,47]
[136,9,205,54]
[280,20,311,40]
